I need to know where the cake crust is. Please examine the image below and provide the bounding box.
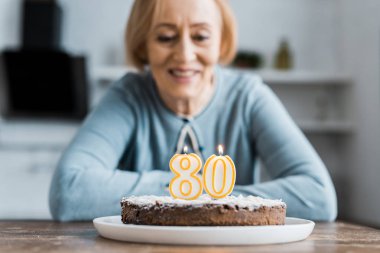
[121,195,286,226]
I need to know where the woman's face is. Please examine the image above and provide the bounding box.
[146,0,222,102]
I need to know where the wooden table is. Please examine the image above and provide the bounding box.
[1,220,380,253]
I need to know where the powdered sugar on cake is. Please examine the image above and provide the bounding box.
[121,194,286,210]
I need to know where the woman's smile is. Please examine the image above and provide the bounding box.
[167,68,201,84]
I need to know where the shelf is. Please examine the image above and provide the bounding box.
[92,66,136,83]
[297,120,354,134]
[92,66,351,86]
[236,69,351,86]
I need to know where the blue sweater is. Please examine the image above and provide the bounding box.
[49,67,337,221]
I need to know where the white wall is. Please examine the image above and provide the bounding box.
[58,0,134,67]
[0,0,22,49]
[0,0,338,71]
[230,0,339,71]
[336,0,380,227]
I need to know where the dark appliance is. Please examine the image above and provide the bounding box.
[1,0,88,120]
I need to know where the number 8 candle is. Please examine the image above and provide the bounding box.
[169,146,203,200]
[203,145,236,199]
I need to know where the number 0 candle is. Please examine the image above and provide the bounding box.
[203,145,236,199]
[169,146,203,200]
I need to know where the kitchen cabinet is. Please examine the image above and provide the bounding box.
[236,69,353,183]
[0,120,78,219]
[253,69,353,134]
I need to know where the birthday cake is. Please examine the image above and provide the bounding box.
[121,194,286,226]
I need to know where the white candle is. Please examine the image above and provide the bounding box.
[203,145,236,199]
[169,146,203,200]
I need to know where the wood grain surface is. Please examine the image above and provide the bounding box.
[1,220,380,252]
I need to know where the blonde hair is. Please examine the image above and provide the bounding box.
[125,0,237,71]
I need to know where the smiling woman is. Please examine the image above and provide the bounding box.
[126,0,236,116]
[146,0,220,117]
[49,0,337,222]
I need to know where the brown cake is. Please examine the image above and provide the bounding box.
[121,194,286,226]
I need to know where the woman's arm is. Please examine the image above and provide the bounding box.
[234,82,337,221]
[49,80,172,221]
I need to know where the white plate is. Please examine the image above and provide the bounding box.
[93,216,315,245]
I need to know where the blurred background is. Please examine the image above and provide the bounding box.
[0,0,379,228]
